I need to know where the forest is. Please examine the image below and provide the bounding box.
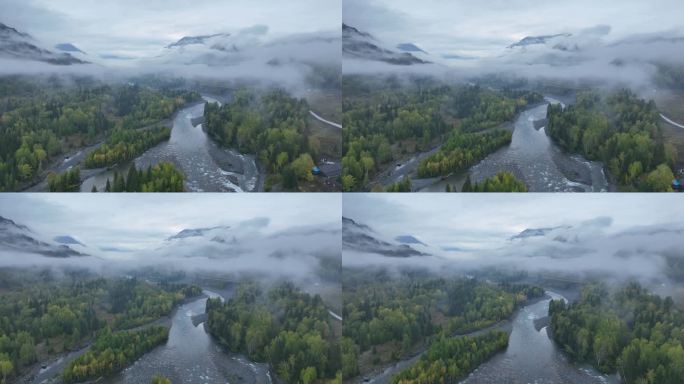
[151,375,172,384]
[48,167,80,192]
[0,76,199,191]
[341,75,542,191]
[93,162,185,192]
[549,282,684,383]
[457,171,528,192]
[416,130,512,178]
[341,269,543,380]
[0,277,200,382]
[61,326,169,383]
[655,63,684,91]
[546,90,677,191]
[384,176,412,192]
[390,330,509,384]
[84,126,171,168]
[203,89,318,191]
[206,282,341,384]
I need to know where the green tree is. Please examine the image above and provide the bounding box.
[151,375,171,384]
[0,358,12,383]
[644,164,674,192]
[291,154,315,182]
[300,366,317,384]
[342,174,356,192]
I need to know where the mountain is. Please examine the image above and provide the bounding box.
[167,225,232,241]
[510,226,569,240]
[395,235,426,246]
[0,216,86,257]
[152,219,340,270]
[396,43,427,53]
[53,235,85,246]
[442,54,474,60]
[166,33,231,49]
[508,33,572,49]
[99,53,134,60]
[343,217,427,257]
[496,26,665,70]
[0,22,87,65]
[151,27,340,79]
[342,23,428,65]
[55,43,84,54]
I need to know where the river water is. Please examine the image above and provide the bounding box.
[460,291,619,384]
[25,290,271,384]
[363,292,619,384]
[420,98,609,192]
[102,290,272,384]
[80,96,261,192]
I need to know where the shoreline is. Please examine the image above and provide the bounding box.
[20,98,203,193]
[17,292,206,384]
[351,292,549,384]
[416,99,612,192]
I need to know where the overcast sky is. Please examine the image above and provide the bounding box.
[343,194,683,253]
[0,193,339,255]
[343,0,684,58]
[2,0,341,57]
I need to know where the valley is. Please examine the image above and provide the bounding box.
[0,194,342,384]
[0,10,342,193]
[341,8,684,192]
[342,193,684,384]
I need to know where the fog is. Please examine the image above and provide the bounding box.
[0,194,341,282]
[0,2,341,92]
[343,0,684,91]
[2,0,341,58]
[342,194,684,285]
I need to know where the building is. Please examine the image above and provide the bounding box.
[317,162,341,178]
[674,179,683,192]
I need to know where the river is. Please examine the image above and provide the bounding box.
[80,96,261,192]
[419,98,610,192]
[362,291,619,384]
[101,290,272,384]
[24,290,272,384]
[460,291,619,384]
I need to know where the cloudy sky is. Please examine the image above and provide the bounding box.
[344,193,682,255]
[342,194,684,285]
[343,0,684,59]
[0,193,340,256]
[2,0,341,58]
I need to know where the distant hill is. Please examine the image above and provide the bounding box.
[396,43,427,53]
[165,33,231,49]
[343,217,428,257]
[508,33,572,49]
[55,43,85,53]
[343,23,429,65]
[0,216,87,257]
[0,22,87,65]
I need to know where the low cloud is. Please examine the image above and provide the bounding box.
[342,194,684,286]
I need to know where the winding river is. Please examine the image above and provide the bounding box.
[460,291,619,384]
[101,290,271,384]
[80,96,261,192]
[25,290,271,384]
[419,98,609,192]
[363,291,619,384]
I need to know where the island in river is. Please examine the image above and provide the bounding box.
[383,96,611,193]
[357,290,619,384]
[79,96,263,193]
[19,288,273,384]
